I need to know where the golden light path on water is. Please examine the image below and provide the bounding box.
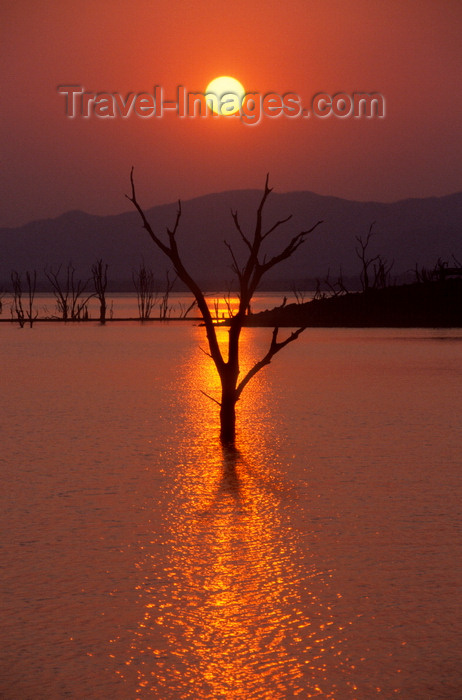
[111,319,369,698]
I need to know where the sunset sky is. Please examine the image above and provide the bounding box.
[1,0,461,228]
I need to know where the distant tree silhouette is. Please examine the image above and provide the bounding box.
[91,259,108,324]
[355,223,393,292]
[11,270,37,327]
[159,270,176,320]
[132,262,157,320]
[11,271,25,327]
[127,169,322,444]
[45,263,93,321]
[355,223,378,293]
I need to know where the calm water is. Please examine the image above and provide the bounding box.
[1,321,461,699]
[4,292,292,320]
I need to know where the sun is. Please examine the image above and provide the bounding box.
[205,76,245,116]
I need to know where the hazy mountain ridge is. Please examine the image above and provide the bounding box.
[1,189,461,290]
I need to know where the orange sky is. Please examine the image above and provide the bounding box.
[1,0,461,227]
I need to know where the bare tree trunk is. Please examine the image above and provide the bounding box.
[11,271,25,327]
[25,270,38,327]
[127,169,323,445]
[159,270,176,320]
[355,223,378,293]
[45,263,93,321]
[10,270,37,327]
[220,389,237,443]
[92,259,108,324]
[132,263,157,320]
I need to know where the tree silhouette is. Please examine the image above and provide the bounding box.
[91,258,109,324]
[10,270,37,328]
[45,263,93,321]
[127,169,322,444]
[132,262,157,320]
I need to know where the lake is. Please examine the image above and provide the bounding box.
[1,319,461,699]
[3,291,295,321]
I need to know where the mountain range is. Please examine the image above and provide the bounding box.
[1,189,461,290]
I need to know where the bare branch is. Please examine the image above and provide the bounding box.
[261,214,293,241]
[230,210,252,251]
[128,167,225,373]
[199,345,212,358]
[132,262,157,320]
[166,201,182,257]
[159,269,176,320]
[91,259,108,324]
[10,271,25,327]
[253,220,323,283]
[355,222,378,292]
[45,263,92,320]
[224,240,242,280]
[126,167,172,258]
[292,285,305,304]
[256,173,273,229]
[236,326,306,398]
[179,298,197,318]
[223,290,236,318]
[200,389,221,407]
[25,270,38,327]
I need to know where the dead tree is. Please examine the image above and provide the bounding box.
[178,298,197,318]
[291,284,306,305]
[313,278,326,300]
[159,270,176,320]
[25,271,38,327]
[10,270,37,327]
[355,223,379,293]
[91,259,108,324]
[372,255,394,289]
[45,265,70,320]
[10,271,25,327]
[45,263,93,321]
[127,169,322,444]
[416,255,462,284]
[323,268,349,297]
[132,262,157,320]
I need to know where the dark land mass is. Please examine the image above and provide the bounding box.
[5,280,461,328]
[244,279,462,328]
[1,189,461,290]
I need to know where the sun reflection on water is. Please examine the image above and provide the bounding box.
[112,327,361,698]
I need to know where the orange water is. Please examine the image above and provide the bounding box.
[1,324,461,699]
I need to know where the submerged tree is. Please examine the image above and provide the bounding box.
[91,258,109,324]
[10,271,25,327]
[355,223,378,293]
[132,262,157,320]
[127,169,322,443]
[45,263,93,321]
[159,270,176,320]
[355,223,394,291]
[11,270,38,328]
